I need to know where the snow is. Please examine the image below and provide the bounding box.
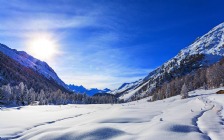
[0,44,68,89]
[1,88,224,140]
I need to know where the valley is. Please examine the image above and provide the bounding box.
[1,1,224,139]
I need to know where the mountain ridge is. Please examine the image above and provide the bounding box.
[68,84,111,96]
[114,22,224,101]
[0,43,68,90]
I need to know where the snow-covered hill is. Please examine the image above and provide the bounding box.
[0,88,223,140]
[114,22,224,101]
[0,44,68,90]
[68,84,111,96]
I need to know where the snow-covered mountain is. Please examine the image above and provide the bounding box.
[110,79,143,95]
[68,84,111,96]
[0,43,69,91]
[115,22,224,101]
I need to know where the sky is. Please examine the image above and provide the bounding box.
[1,0,224,89]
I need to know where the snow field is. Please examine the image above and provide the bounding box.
[0,88,223,140]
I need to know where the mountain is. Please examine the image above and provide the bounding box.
[68,84,111,96]
[114,22,224,101]
[0,43,70,93]
[110,79,143,95]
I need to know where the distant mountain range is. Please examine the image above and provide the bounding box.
[68,84,111,96]
[113,22,224,101]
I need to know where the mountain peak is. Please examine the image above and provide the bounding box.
[211,22,224,31]
[182,22,224,56]
[171,22,224,68]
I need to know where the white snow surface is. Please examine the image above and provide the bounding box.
[0,44,67,89]
[1,88,224,140]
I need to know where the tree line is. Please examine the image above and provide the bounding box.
[130,57,224,101]
[0,82,118,106]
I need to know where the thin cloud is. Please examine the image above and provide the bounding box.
[0,16,98,31]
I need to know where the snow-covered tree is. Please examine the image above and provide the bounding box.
[203,82,208,90]
[0,84,12,104]
[18,82,25,95]
[165,84,171,98]
[181,83,188,99]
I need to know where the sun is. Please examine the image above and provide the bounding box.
[27,34,58,61]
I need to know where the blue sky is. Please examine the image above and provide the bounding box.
[1,0,224,89]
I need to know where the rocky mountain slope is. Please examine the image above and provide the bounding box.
[115,22,224,101]
[0,44,70,93]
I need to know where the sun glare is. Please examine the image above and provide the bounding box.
[27,34,58,61]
